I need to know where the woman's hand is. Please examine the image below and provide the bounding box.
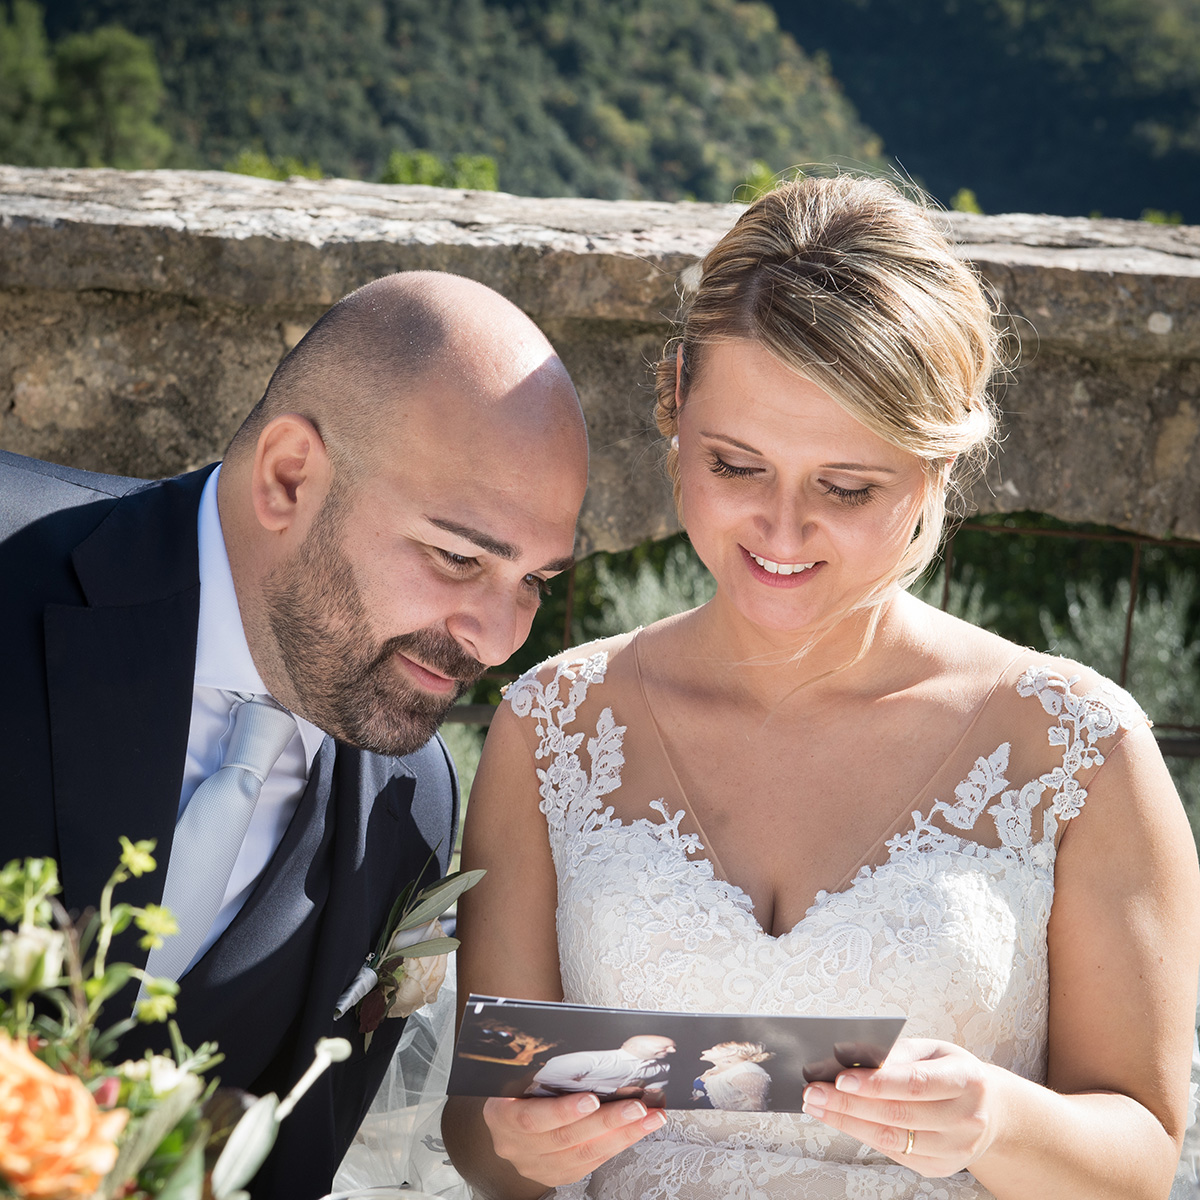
[482,1093,669,1189]
[801,1038,1005,1178]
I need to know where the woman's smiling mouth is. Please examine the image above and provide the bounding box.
[740,545,823,586]
[749,553,815,576]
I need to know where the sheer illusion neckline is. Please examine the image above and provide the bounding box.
[627,631,1028,940]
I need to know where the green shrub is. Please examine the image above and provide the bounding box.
[225,148,322,180]
[379,149,499,190]
[1040,574,1200,842]
[576,541,716,641]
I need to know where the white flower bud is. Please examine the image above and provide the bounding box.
[0,924,65,989]
[148,1055,189,1096]
[387,919,448,1019]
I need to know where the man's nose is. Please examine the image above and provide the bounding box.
[445,593,529,668]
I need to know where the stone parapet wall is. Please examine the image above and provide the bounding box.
[2,167,1199,551]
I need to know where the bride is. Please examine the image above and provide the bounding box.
[441,174,1200,1199]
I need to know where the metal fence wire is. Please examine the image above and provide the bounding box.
[944,521,1200,759]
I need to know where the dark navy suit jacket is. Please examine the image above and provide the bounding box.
[0,449,459,1200]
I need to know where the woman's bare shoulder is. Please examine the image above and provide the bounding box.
[900,594,1148,736]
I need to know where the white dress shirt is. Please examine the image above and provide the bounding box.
[175,466,326,970]
[526,1049,671,1096]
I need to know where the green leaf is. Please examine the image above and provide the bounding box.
[390,935,459,960]
[90,1014,139,1061]
[98,1074,203,1200]
[85,962,133,1009]
[209,1093,280,1199]
[394,869,485,932]
[153,1132,206,1200]
[373,880,416,960]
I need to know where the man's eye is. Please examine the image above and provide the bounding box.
[438,549,476,569]
[525,575,553,599]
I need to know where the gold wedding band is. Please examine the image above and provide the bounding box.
[903,1128,916,1155]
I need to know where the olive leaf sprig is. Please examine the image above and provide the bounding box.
[332,866,484,1047]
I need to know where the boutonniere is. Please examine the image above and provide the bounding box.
[333,867,484,1049]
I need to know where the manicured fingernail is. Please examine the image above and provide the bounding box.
[803,1086,825,1117]
[621,1101,647,1120]
[577,1094,600,1114]
[642,1110,667,1130]
[835,1074,861,1093]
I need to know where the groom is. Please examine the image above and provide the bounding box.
[0,272,589,1199]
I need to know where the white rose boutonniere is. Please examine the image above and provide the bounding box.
[333,867,485,1049]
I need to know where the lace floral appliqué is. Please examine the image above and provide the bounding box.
[507,655,1145,1200]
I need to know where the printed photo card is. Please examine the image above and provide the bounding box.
[449,995,907,1114]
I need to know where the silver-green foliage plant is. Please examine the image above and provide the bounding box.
[912,564,1001,631]
[577,542,717,641]
[439,721,484,844]
[1040,574,1200,841]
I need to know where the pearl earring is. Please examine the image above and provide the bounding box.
[670,434,679,452]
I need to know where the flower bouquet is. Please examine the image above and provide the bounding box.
[0,841,349,1200]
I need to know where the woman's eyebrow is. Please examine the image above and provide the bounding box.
[823,462,899,474]
[700,431,762,454]
[701,433,898,474]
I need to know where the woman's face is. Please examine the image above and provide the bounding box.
[676,339,927,639]
[700,1043,740,1065]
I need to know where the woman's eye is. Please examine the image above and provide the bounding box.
[823,483,874,506]
[707,452,759,479]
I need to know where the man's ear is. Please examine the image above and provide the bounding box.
[250,413,331,533]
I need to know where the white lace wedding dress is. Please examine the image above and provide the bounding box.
[503,632,1165,1200]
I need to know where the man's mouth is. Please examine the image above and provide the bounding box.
[394,652,459,694]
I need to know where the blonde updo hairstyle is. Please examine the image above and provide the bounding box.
[710,1041,775,1065]
[655,174,1002,609]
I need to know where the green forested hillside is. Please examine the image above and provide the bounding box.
[771,0,1200,221]
[17,0,1200,214]
[37,0,884,200]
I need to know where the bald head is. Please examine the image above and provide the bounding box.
[218,271,588,753]
[228,271,583,480]
[622,1036,675,1060]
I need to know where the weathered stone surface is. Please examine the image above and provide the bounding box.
[2,167,1199,549]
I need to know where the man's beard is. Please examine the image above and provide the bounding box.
[261,496,485,756]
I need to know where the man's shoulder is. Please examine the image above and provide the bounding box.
[342,731,460,872]
[0,449,147,498]
[352,730,456,786]
[0,450,148,536]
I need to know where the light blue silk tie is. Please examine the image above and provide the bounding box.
[143,696,297,984]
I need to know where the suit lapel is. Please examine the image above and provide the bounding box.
[148,745,422,1090]
[43,468,213,938]
[132,739,340,1080]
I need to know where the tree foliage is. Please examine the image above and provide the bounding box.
[40,0,883,199]
[0,0,59,164]
[770,0,1200,220]
[0,0,170,168]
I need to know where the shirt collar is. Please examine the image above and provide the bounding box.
[195,465,327,768]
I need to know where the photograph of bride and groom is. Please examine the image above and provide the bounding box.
[2,3,1200,1199]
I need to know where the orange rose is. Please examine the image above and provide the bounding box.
[0,1033,128,1199]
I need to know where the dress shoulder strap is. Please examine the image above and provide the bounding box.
[504,640,632,837]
